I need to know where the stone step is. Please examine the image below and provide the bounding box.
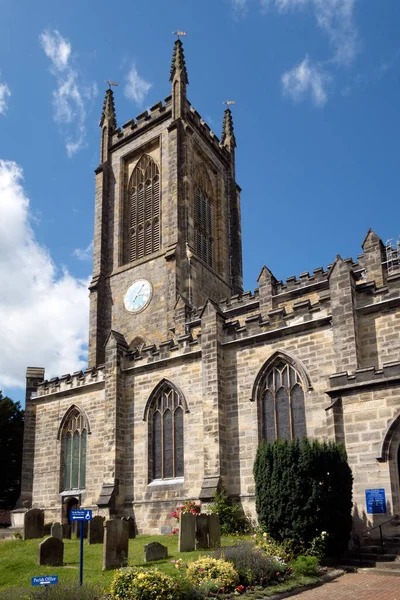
[346,553,399,562]
[357,566,400,578]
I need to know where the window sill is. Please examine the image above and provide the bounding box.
[148,477,184,487]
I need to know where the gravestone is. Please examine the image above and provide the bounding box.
[208,514,221,548]
[144,542,168,562]
[102,519,129,570]
[88,516,104,544]
[178,512,196,552]
[38,536,64,566]
[196,514,210,550]
[23,509,44,540]
[122,516,136,539]
[50,522,63,541]
[62,523,71,539]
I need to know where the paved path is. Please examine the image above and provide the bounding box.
[288,572,399,600]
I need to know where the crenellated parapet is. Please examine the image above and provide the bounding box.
[185,101,231,161]
[108,96,173,149]
[328,361,400,393]
[33,366,105,398]
[124,334,201,371]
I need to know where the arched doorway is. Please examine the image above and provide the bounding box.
[63,496,79,536]
[377,413,400,516]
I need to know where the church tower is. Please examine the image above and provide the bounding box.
[88,39,243,367]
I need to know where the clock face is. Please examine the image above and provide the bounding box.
[124,279,152,313]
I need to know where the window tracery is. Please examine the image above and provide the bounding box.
[193,164,213,267]
[128,155,160,262]
[260,360,307,442]
[61,408,87,491]
[148,383,185,480]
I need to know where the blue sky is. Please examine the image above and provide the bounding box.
[0,0,399,405]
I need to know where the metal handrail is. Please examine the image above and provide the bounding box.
[355,514,399,556]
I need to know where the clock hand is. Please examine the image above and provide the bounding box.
[133,284,144,302]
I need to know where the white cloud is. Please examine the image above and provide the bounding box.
[40,29,97,156]
[262,0,358,65]
[124,64,152,106]
[232,0,247,11]
[0,160,89,390]
[74,240,94,261]
[0,79,11,115]
[281,56,332,107]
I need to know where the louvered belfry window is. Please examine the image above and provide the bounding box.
[193,164,213,268]
[128,155,160,262]
[62,409,87,491]
[261,361,307,442]
[149,385,184,480]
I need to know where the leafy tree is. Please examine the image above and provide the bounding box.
[254,438,353,556]
[0,392,24,509]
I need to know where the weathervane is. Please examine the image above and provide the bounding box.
[223,100,236,107]
[105,80,118,89]
[172,30,187,39]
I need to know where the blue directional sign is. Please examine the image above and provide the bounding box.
[32,575,58,586]
[366,488,386,514]
[70,509,92,521]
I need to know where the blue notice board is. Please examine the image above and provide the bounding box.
[70,509,92,521]
[365,488,386,514]
[32,575,58,586]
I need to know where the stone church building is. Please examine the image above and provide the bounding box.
[14,40,400,535]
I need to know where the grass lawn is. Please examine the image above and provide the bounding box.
[0,534,243,592]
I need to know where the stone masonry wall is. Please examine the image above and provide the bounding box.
[30,384,105,522]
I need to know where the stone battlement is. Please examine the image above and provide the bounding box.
[329,361,400,391]
[110,96,173,145]
[125,335,200,368]
[34,366,105,398]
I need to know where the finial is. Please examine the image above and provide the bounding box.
[170,32,189,84]
[221,102,236,149]
[100,86,117,130]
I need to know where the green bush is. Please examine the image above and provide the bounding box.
[186,556,239,591]
[110,567,177,600]
[253,439,353,555]
[210,488,250,535]
[290,556,319,577]
[253,531,298,562]
[216,541,284,586]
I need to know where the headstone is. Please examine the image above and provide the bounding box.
[50,522,63,541]
[38,536,64,566]
[196,514,210,550]
[102,519,129,570]
[62,523,71,539]
[178,512,196,552]
[23,509,44,540]
[209,514,221,548]
[144,542,168,562]
[88,515,105,544]
[123,516,136,539]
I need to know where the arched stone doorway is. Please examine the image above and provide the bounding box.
[377,413,400,516]
[63,496,80,536]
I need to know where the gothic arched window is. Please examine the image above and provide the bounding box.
[260,360,307,442]
[148,383,185,480]
[60,408,87,491]
[128,155,160,262]
[193,164,213,267]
